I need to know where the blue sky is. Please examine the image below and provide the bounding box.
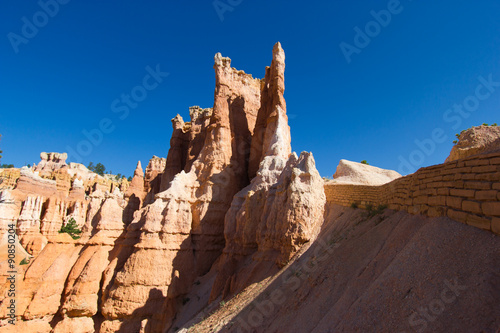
[1,0,499,177]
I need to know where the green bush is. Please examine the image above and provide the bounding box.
[20,257,30,265]
[59,217,82,239]
[366,204,387,217]
[360,160,369,165]
[87,162,106,176]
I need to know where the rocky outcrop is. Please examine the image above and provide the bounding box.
[1,43,333,332]
[329,159,402,185]
[446,124,500,162]
[209,43,325,303]
[35,152,68,175]
[15,168,58,199]
[54,196,127,332]
[0,168,20,188]
[143,156,167,204]
[248,43,289,180]
[160,106,214,192]
[97,43,265,333]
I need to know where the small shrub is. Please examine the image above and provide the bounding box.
[483,123,489,126]
[351,202,358,209]
[492,123,498,126]
[20,257,30,265]
[220,300,226,307]
[453,140,458,144]
[360,160,369,165]
[365,204,387,218]
[455,133,460,139]
[59,217,82,240]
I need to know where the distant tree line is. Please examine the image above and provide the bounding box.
[87,162,132,181]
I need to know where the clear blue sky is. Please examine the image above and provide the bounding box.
[1,0,499,177]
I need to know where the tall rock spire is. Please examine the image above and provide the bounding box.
[248,42,291,179]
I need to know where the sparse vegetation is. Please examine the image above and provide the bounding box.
[493,123,498,126]
[483,123,489,126]
[453,140,458,144]
[0,164,14,168]
[87,162,106,176]
[20,257,30,265]
[219,300,226,307]
[351,202,359,209]
[360,160,369,165]
[59,217,82,239]
[366,204,388,218]
[127,176,133,182]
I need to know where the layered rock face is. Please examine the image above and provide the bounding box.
[446,124,500,162]
[209,43,325,302]
[97,45,265,333]
[0,160,128,258]
[0,43,327,333]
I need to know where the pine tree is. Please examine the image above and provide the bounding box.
[59,217,82,239]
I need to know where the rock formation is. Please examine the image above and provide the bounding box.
[0,42,327,332]
[209,43,325,303]
[0,158,132,256]
[446,124,500,162]
[35,152,68,175]
[329,159,402,185]
[97,43,267,333]
[1,43,498,333]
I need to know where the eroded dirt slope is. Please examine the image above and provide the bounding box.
[179,204,500,333]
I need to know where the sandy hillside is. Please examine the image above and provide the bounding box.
[177,204,500,333]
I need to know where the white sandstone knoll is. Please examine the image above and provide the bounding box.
[329,159,401,186]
